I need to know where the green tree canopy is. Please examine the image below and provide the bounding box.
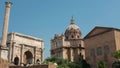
[114,50,120,60]
[97,60,107,68]
[43,56,91,68]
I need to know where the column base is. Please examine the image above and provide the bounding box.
[0,45,9,60]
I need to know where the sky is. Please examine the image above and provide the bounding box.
[0,0,120,59]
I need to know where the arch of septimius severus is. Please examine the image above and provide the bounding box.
[0,2,44,66]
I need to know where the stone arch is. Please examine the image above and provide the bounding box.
[23,50,33,64]
[14,56,19,65]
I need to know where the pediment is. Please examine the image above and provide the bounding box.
[84,26,113,39]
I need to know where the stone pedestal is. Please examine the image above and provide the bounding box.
[0,46,9,60]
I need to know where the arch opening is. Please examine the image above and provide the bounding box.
[14,56,19,65]
[23,50,33,64]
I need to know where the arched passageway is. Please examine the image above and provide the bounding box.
[14,56,19,65]
[23,50,33,64]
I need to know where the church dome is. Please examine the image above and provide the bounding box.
[65,18,81,40]
[66,22,80,30]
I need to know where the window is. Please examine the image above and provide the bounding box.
[91,49,95,57]
[71,35,74,38]
[79,44,81,47]
[66,36,68,39]
[104,45,109,55]
[97,47,102,56]
[77,36,80,38]
[55,42,57,47]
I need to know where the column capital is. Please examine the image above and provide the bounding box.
[5,2,12,8]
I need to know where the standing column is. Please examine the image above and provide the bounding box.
[34,47,36,64]
[20,44,24,65]
[1,2,12,47]
[8,41,12,62]
[70,48,73,62]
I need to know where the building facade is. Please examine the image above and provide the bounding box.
[51,18,120,68]
[51,18,85,62]
[84,27,120,68]
[1,32,44,66]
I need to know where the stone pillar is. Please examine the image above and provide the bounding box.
[41,48,44,62]
[1,2,12,47]
[11,42,15,62]
[8,42,12,62]
[34,47,36,64]
[70,48,73,61]
[20,44,24,65]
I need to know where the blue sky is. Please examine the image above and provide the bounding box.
[0,0,120,59]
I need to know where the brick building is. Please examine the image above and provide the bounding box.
[84,27,120,68]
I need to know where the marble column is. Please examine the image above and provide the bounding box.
[41,48,44,62]
[1,2,12,47]
[70,48,73,61]
[34,47,36,64]
[11,42,15,62]
[20,44,24,65]
[8,41,12,62]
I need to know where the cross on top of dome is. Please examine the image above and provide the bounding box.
[66,17,80,30]
[70,16,75,24]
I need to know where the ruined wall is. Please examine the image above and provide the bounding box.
[0,58,11,68]
[9,64,57,68]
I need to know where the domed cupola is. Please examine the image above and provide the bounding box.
[65,18,81,40]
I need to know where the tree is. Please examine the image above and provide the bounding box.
[114,50,120,61]
[97,61,107,68]
[43,56,69,68]
[112,50,120,68]
[43,56,91,68]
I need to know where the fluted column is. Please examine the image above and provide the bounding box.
[1,2,12,47]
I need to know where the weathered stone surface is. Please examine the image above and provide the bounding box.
[9,64,57,68]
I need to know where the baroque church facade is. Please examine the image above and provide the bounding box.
[51,18,85,62]
[51,18,120,68]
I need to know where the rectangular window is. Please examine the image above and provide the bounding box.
[104,45,109,55]
[96,47,102,56]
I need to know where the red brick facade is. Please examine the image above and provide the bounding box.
[84,27,120,68]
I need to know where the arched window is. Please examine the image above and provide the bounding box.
[91,49,95,57]
[66,36,68,39]
[71,35,74,38]
[77,36,80,38]
[97,47,102,56]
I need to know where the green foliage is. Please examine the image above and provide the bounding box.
[97,61,107,68]
[43,56,91,68]
[114,50,120,60]
[67,62,81,68]
[43,56,69,66]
